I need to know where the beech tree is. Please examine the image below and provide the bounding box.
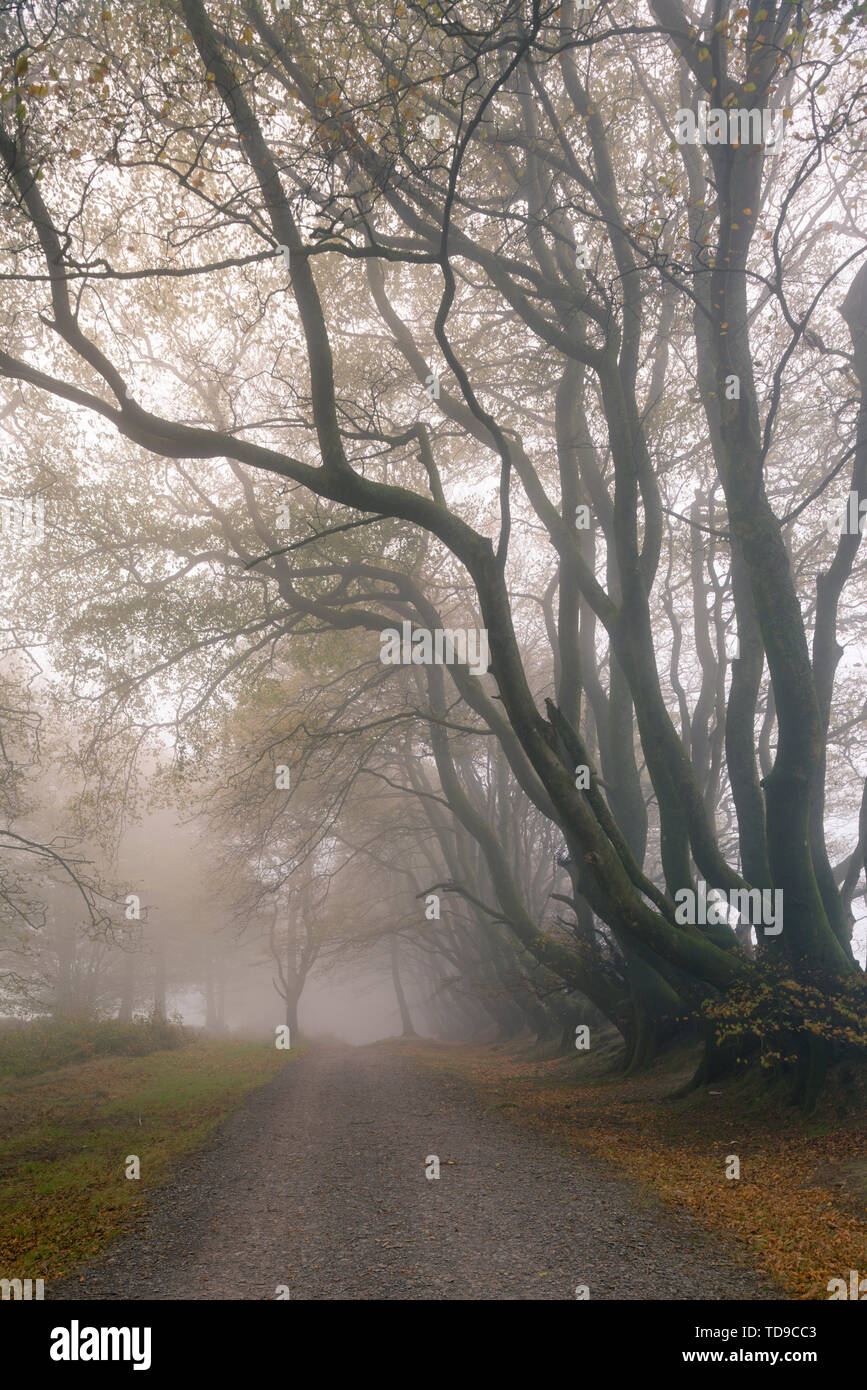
[1,0,866,1098]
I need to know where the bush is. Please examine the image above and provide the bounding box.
[0,1015,195,1078]
[700,964,867,1067]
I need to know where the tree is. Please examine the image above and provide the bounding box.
[1,0,865,1095]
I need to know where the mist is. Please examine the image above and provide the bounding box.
[1,0,865,1330]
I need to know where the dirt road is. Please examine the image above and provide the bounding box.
[50,1043,781,1300]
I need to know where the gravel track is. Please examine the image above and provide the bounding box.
[49,1043,783,1301]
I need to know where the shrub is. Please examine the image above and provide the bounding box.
[0,1015,195,1078]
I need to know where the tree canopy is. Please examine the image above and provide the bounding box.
[1,0,866,1096]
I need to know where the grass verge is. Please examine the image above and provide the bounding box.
[0,1037,292,1280]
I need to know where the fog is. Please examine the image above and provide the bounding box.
[0,0,865,1083]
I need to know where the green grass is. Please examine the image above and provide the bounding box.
[0,1016,194,1078]
[0,1036,293,1279]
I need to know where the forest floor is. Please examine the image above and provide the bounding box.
[46,1041,783,1300]
[407,1035,867,1300]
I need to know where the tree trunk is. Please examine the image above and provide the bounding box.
[285,990,299,1038]
[390,934,417,1037]
[118,950,135,1022]
[152,949,166,1022]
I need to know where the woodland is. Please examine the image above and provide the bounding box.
[0,0,865,1112]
